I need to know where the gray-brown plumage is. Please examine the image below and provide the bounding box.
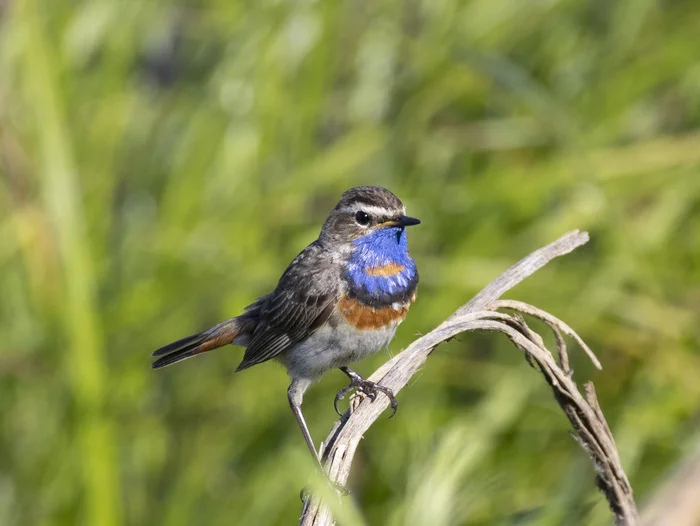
[152,186,420,468]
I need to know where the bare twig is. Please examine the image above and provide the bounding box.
[299,230,638,526]
[493,299,602,369]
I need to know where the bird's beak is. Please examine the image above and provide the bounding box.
[379,215,421,228]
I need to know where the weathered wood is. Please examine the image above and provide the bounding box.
[299,230,639,526]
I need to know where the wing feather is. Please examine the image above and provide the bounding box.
[235,243,337,371]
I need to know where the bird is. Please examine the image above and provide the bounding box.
[151,186,420,469]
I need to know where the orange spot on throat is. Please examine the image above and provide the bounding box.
[365,262,405,277]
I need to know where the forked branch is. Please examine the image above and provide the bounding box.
[299,230,639,526]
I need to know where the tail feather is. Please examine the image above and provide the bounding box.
[152,333,206,357]
[152,347,199,369]
[151,318,250,370]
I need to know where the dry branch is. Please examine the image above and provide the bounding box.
[299,230,639,526]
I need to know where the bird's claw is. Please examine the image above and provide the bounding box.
[333,376,398,418]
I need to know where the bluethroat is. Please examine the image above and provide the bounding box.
[152,186,420,469]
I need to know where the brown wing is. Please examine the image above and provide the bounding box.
[235,242,338,371]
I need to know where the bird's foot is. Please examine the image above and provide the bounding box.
[334,370,398,417]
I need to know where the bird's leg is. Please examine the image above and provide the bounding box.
[288,379,349,497]
[288,379,323,469]
[334,366,398,417]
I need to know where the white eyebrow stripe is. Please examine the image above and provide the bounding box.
[336,204,406,217]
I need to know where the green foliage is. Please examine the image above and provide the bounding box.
[1,0,699,524]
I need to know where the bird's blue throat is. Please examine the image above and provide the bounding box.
[345,226,418,307]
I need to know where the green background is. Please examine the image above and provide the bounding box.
[1,0,699,524]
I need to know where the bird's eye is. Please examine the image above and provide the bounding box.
[355,211,371,226]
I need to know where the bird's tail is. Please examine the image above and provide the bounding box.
[151,317,252,369]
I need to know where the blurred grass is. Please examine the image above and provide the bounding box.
[1,0,699,525]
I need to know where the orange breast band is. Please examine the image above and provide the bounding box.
[338,296,411,330]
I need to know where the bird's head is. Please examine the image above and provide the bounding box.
[319,186,420,251]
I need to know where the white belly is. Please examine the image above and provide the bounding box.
[278,318,400,381]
